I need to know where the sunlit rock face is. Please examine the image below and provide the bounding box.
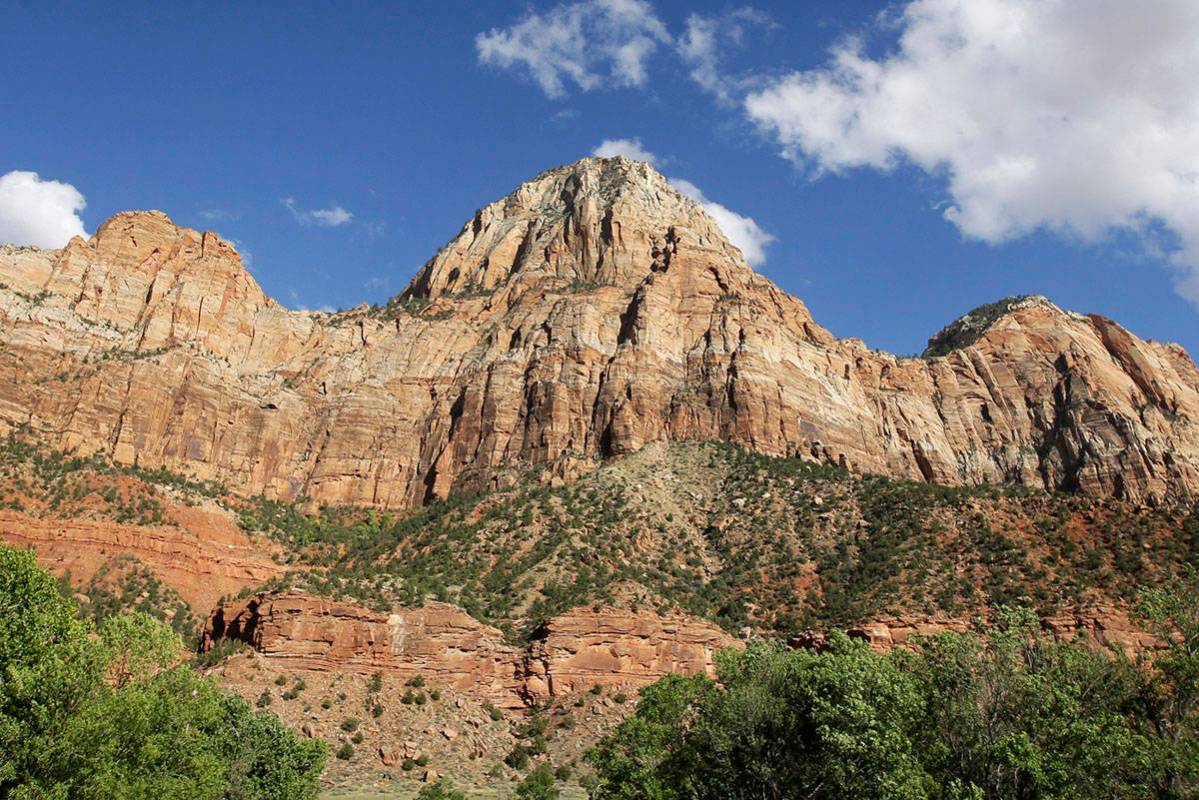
[1,156,1197,508]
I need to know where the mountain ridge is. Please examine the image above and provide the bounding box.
[1,156,1197,506]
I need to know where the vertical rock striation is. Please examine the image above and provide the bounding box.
[0,156,1196,506]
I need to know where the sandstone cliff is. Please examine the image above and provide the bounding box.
[1,156,1197,506]
[203,589,739,707]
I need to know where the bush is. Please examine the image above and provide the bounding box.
[371,703,384,718]
[340,717,359,732]
[336,743,354,760]
[515,764,560,800]
[417,778,467,800]
[0,544,326,799]
[350,731,364,744]
[256,689,272,708]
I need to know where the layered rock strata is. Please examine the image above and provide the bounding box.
[203,590,739,707]
[0,157,1196,507]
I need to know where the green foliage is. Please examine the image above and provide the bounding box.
[515,764,560,800]
[417,777,468,800]
[193,637,250,670]
[230,441,1194,644]
[0,545,325,799]
[590,599,1199,800]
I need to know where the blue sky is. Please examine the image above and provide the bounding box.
[3,0,1197,357]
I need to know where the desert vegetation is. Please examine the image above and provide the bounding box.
[589,584,1199,799]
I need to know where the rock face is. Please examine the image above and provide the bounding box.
[0,505,282,612]
[521,607,741,698]
[2,156,1198,506]
[203,590,739,706]
[204,592,522,704]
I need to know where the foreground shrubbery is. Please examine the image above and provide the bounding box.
[590,595,1199,799]
[0,545,326,799]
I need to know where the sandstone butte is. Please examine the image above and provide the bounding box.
[1,155,1197,509]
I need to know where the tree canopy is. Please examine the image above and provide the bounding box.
[590,599,1199,799]
[0,545,326,799]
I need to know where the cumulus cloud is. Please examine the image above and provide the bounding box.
[282,197,353,227]
[0,170,87,248]
[677,8,771,103]
[744,0,1199,305]
[476,0,669,98]
[669,177,774,266]
[592,137,659,165]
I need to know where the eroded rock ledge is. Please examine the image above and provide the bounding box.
[202,590,741,708]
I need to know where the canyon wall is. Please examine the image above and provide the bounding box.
[1,157,1197,508]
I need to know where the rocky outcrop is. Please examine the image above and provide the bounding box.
[203,590,740,706]
[1,157,1197,506]
[0,506,283,612]
[520,606,741,698]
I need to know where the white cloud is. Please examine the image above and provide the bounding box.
[0,170,87,248]
[677,8,771,104]
[476,0,669,98]
[592,137,659,165]
[198,208,238,223]
[282,197,353,227]
[669,177,774,266]
[744,0,1199,306]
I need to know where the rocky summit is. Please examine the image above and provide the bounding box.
[1,157,1197,510]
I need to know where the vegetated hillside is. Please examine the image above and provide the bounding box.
[238,440,1199,640]
[0,428,284,641]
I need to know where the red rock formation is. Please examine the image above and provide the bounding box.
[520,606,741,698]
[1,157,1197,507]
[0,507,282,612]
[203,590,741,706]
[204,591,523,704]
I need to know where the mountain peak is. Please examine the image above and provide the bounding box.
[922,295,1074,358]
[401,156,749,302]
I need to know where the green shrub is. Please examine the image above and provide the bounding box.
[515,764,560,800]
[417,778,467,800]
